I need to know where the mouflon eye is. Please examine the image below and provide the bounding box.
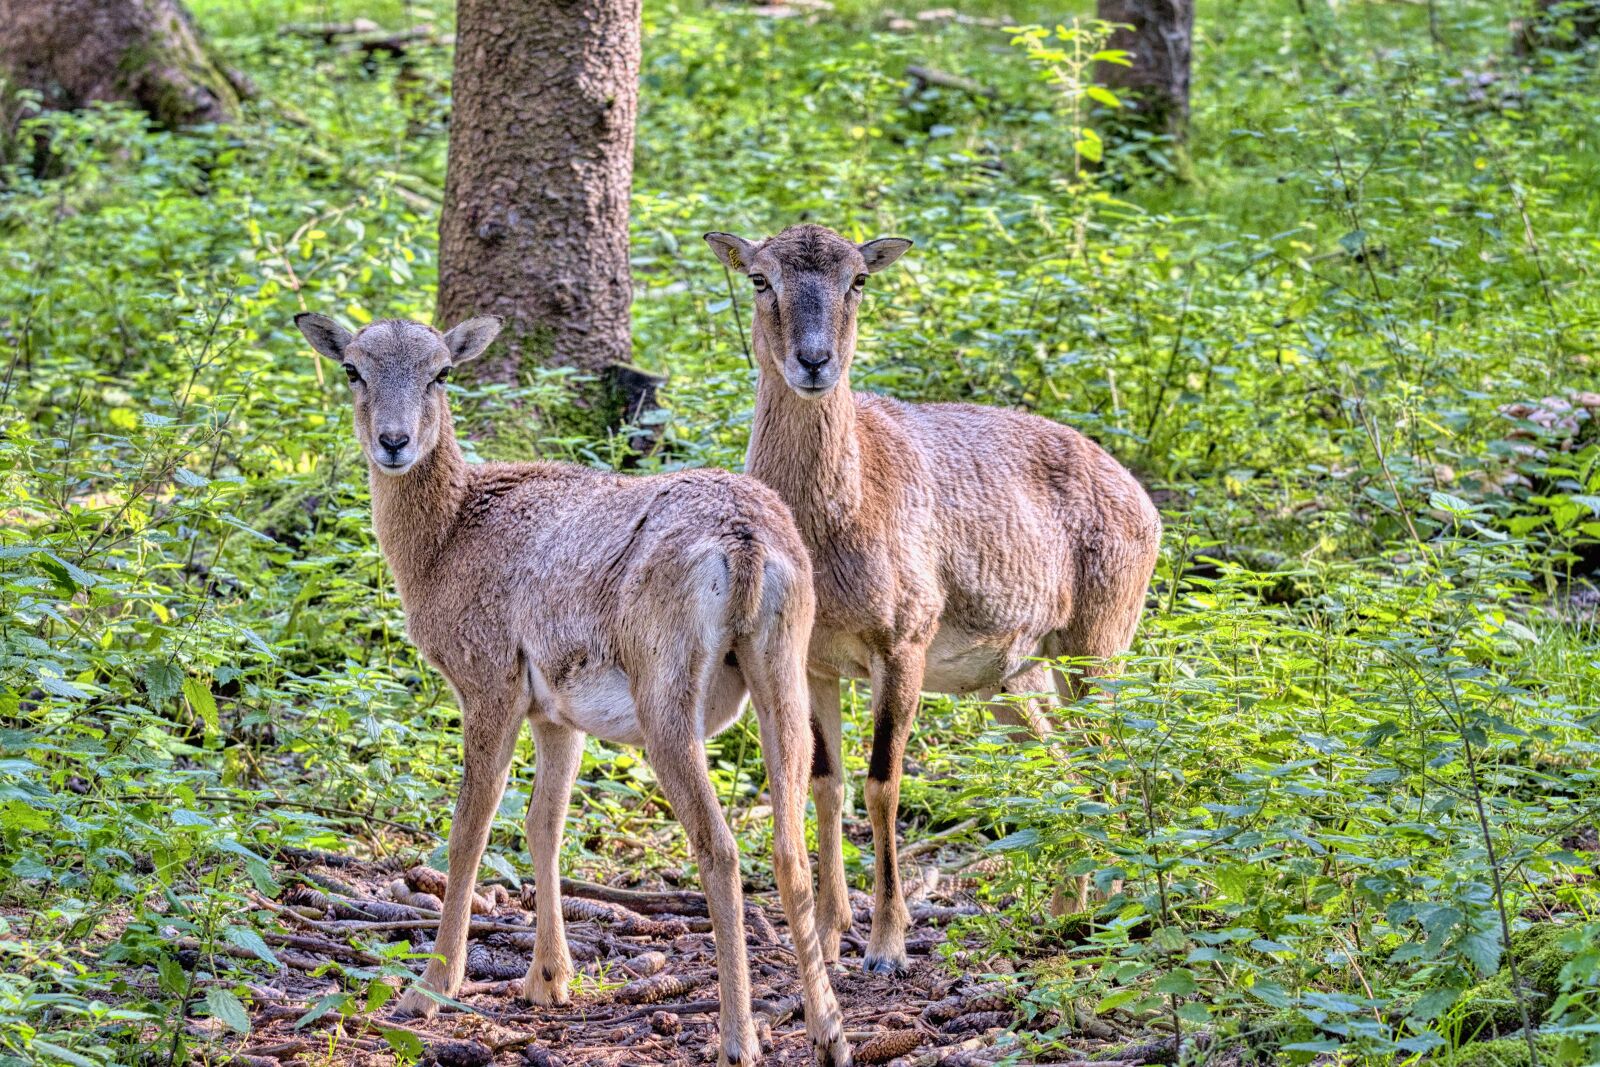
[434,366,452,385]
[342,363,361,384]
[750,274,770,292]
[852,273,867,291]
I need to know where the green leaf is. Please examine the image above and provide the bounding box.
[1459,927,1503,976]
[183,677,219,734]
[36,671,90,700]
[1086,86,1121,108]
[295,993,349,1029]
[218,514,278,543]
[1428,490,1474,515]
[224,925,282,970]
[144,662,184,705]
[1284,1040,1341,1053]
[205,988,251,1035]
[986,828,1041,851]
[1153,969,1197,996]
[381,1027,425,1061]
[366,981,395,1013]
[1075,129,1104,163]
[31,1040,100,1067]
[481,851,518,882]
[1096,987,1141,1012]
[1407,987,1460,1022]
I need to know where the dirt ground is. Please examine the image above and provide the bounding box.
[185,847,1154,1067]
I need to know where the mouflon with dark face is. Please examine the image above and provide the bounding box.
[705,225,1162,975]
[295,312,852,1067]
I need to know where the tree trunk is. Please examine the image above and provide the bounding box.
[437,0,641,390]
[0,0,239,128]
[1095,0,1194,146]
[1514,0,1600,53]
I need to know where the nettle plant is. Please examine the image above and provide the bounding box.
[957,506,1597,1060]
[1007,19,1129,174]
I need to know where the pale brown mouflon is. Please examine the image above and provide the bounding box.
[704,225,1162,974]
[294,313,850,1067]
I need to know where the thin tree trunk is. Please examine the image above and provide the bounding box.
[1514,0,1600,53]
[1095,0,1194,146]
[437,0,642,390]
[0,0,239,128]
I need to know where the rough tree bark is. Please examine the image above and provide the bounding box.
[0,0,240,128]
[437,0,642,394]
[1095,0,1194,147]
[1514,0,1600,53]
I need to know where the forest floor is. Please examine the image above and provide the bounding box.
[8,1,1600,1063]
[193,846,1139,1067]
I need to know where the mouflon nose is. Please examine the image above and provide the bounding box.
[378,432,410,454]
[795,345,834,371]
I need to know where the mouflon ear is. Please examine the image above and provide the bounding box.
[295,312,354,361]
[704,232,757,273]
[858,237,913,273]
[864,238,915,273]
[441,316,503,364]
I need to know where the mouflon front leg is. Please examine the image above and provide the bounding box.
[397,696,522,1017]
[862,644,927,975]
[521,722,584,1006]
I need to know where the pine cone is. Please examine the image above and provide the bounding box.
[405,866,495,914]
[616,915,690,939]
[283,884,331,910]
[743,907,779,944]
[855,1029,923,1064]
[561,897,632,923]
[424,1040,492,1067]
[953,992,1012,1015]
[406,865,450,898]
[625,950,668,978]
[940,1010,1012,1034]
[615,973,692,1005]
[466,943,528,981]
[922,995,965,1023]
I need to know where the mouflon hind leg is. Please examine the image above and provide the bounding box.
[639,664,760,1067]
[742,636,850,1066]
[807,671,851,965]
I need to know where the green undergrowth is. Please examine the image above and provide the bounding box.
[2,0,1599,1065]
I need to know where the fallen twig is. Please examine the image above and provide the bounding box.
[259,929,386,967]
[337,26,454,54]
[284,17,381,40]
[902,818,980,861]
[905,65,998,100]
[495,876,710,917]
[174,937,323,973]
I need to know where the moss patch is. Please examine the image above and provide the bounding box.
[1454,924,1576,1039]
[1435,1034,1564,1067]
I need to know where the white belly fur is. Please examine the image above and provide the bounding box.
[813,625,1044,695]
[550,667,643,745]
[526,660,747,747]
